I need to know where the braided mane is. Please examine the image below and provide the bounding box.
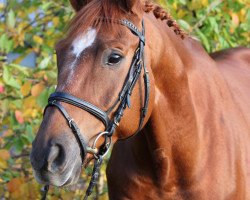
[67,0,185,40]
[144,1,185,39]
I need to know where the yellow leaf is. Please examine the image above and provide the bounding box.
[231,13,239,26]
[31,83,45,97]
[0,158,7,169]
[52,17,59,26]
[17,32,25,47]
[33,35,43,45]
[7,177,25,193]
[23,108,39,119]
[177,10,186,18]
[188,0,203,10]
[23,108,34,119]
[31,109,38,118]
[239,9,246,22]
[21,81,31,96]
[17,22,28,33]
[201,0,208,6]
[0,149,10,160]
[0,177,4,183]
[23,96,36,109]
[173,2,177,10]
[34,71,46,79]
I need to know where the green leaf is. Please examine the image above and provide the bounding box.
[39,57,50,69]
[46,71,57,80]
[7,9,15,28]
[3,66,20,89]
[12,100,23,109]
[0,34,8,51]
[195,29,210,52]
[9,63,29,76]
[41,2,53,11]
[13,138,24,154]
[177,19,191,31]
[25,125,34,143]
[0,34,14,53]
[37,89,49,108]
[36,86,55,108]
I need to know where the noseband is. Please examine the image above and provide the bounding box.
[42,19,149,200]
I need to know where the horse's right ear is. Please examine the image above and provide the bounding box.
[69,0,91,12]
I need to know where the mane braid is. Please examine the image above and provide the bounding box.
[67,0,185,40]
[144,0,186,39]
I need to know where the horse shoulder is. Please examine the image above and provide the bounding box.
[210,47,250,125]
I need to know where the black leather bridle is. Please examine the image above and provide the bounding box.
[41,19,150,200]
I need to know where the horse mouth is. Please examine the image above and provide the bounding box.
[32,161,82,187]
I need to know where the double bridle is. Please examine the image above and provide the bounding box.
[41,19,150,200]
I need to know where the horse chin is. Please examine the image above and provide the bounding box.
[32,159,82,187]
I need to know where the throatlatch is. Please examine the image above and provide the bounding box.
[41,19,150,200]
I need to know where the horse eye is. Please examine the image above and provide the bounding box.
[107,53,123,65]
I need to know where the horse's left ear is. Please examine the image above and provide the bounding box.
[115,0,142,13]
[69,0,91,12]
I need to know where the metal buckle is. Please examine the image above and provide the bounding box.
[136,59,142,66]
[51,100,56,105]
[68,118,74,128]
[114,119,120,127]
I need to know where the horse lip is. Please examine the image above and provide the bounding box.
[33,170,70,187]
[32,158,81,187]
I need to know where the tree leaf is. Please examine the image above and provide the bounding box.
[37,89,49,108]
[21,81,32,96]
[7,9,15,28]
[3,66,20,89]
[7,177,25,193]
[31,83,45,97]
[39,57,50,69]
[33,35,43,45]
[15,110,24,124]
[0,150,10,160]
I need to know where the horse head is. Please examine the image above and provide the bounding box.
[30,0,154,187]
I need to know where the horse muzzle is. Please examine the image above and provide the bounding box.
[30,132,83,187]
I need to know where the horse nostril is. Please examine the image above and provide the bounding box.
[47,144,66,173]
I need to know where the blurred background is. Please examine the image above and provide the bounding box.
[0,0,249,199]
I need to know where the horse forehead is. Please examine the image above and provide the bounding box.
[71,28,97,57]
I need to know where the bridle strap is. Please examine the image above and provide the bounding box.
[121,19,145,44]
[107,20,149,137]
[137,20,150,132]
[45,101,87,160]
[48,92,110,127]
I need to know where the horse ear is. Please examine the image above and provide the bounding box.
[69,0,91,12]
[115,0,141,13]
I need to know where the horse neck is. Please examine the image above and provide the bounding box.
[133,13,220,187]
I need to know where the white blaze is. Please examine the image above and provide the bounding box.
[72,28,97,58]
[60,28,97,90]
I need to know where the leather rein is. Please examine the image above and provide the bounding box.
[41,19,150,200]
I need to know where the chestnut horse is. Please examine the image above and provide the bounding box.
[30,0,250,199]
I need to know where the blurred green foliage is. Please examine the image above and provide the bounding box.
[0,0,249,199]
[158,0,250,51]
